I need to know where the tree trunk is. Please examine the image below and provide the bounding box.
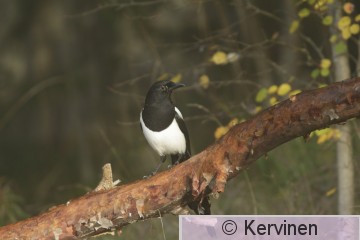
[329,1,354,215]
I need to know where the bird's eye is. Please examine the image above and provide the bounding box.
[160,85,167,92]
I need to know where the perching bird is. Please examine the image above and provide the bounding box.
[140,80,211,215]
[140,80,191,172]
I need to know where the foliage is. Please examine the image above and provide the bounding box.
[0,0,359,238]
[0,179,28,225]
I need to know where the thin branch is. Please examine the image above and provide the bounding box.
[0,77,63,131]
[65,0,167,18]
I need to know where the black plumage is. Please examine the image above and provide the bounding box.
[140,80,211,215]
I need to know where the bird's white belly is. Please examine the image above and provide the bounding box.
[140,116,186,156]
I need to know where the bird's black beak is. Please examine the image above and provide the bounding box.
[167,81,185,91]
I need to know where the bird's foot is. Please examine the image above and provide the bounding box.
[143,170,159,178]
[167,160,181,169]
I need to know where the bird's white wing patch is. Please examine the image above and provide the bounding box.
[175,107,183,119]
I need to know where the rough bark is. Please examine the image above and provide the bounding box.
[1,77,360,239]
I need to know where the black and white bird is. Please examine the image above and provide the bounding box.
[140,80,191,173]
[140,80,211,215]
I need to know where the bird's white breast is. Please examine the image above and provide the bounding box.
[140,108,186,156]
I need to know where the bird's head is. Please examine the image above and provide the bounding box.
[145,80,185,105]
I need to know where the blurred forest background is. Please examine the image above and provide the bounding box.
[0,0,360,239]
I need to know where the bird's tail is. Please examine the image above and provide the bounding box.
[171,151,191,165]
[188,195,211,215]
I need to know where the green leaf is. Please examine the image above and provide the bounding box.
[320,68,330,77]
[334,41,347,55]
[298,8,310,18]
[322,15,333,26]
[255,88,268,103]
[308,0,316,5]
[329,35,337,43]
[311,69,320,79]
[289,20,300,34]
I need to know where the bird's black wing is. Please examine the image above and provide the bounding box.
[175,109,212,215]
[175,110,191,160]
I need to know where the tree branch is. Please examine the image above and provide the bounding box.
[1,77,360,239]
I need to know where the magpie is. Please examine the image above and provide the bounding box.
[140,80,191,173]
[140,80,211,215]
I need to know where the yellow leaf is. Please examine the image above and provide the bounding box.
[329,35,337,43]
[199,74,210,89]
[214,126,229,139]
[314,0,328,11]
[343,2,354,14]
[210,51,228,65]
[255,106,262,113]
[289,20,299,34]
[338,16,351,30]
[350,24,360,35]
[325,187,336,197]
[320,58,331,69]
[341,27,351,40]
[288,89,301,96]
[355,14,360,22]
[317,133,329,144]
[318,83,328,88]
[277,83,292,96]
[298,8,310,18]
[269,97,278,106]
[227,118,239,127]
[170,73,182,83]
[157,73,169,81]
[315,128,341,143]
[255,88,268,103]
[267,85,278,94]
[314,0,325,9]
